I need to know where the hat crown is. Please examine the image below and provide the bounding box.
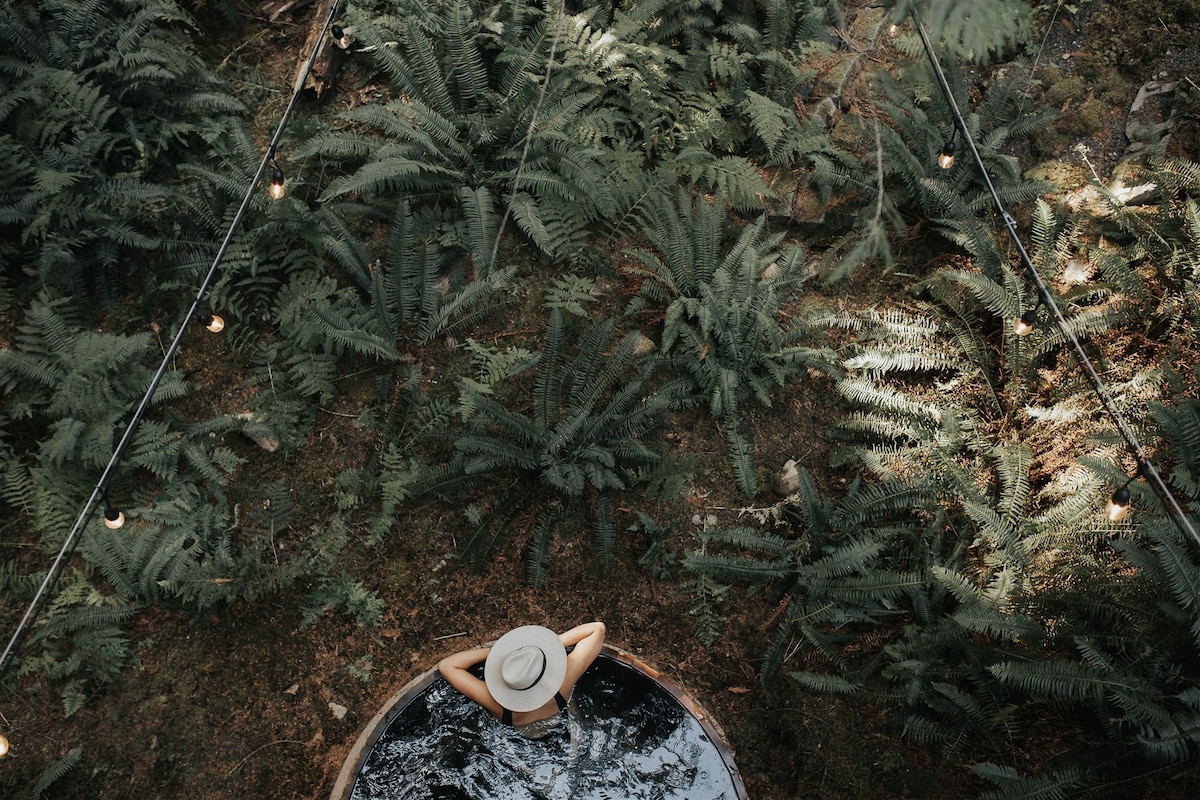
[500,645,546,690]
[484,625,567,712]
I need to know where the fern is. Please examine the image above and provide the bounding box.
[299,0,612,264]
[812,49,1053,283]
[886,0,1033,62]
[626,198,837,496]
[0,0,243,306]
[301,573,386,630]
[1089,158,1200,334]
[31,746,83,800]
[971,762,1086,800]
[686,570,730,647]
[418,311,681,584]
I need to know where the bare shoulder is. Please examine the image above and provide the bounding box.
[562,621,606,686]
[438,647,503,718]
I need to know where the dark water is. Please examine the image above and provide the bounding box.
[350,655,739,800]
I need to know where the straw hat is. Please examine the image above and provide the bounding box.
[484,625,568,713]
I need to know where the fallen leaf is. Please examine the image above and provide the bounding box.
[728,686,752,694]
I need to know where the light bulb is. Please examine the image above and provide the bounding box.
[202,314,225,333]
[938,141,955,169]
[269,166,286,200]
[104,506,125,530]
[331,24,350,49]
[0,733,9,758]
[1014,309,1038,336]
[1107,486,1131,522]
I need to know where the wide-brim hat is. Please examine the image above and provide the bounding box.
[484,625,568,713]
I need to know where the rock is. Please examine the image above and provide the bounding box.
[774,459,801,497]
[1124,80,1177,155]
[1110,182,1158,206]
[329,702,348,720]
[234,413,281,453]
[632,333,657,358]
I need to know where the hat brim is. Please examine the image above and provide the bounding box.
[484,625,568,713]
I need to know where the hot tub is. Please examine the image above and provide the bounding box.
[331,646,746,800]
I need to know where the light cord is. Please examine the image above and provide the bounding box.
[0,0,342,683]
[913,17,1200,546]
[487,0,566,272]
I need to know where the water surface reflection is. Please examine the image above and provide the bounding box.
[350,654,738,800]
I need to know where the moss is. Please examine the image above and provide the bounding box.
[1073,56,1133,108]
[1089,0,1200,75]
[1030,67,1110,157]
[1044,73,1087,108]
[1075,99,1104,132]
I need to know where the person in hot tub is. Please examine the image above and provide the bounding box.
[438,621,606,739]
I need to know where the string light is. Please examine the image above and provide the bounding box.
[1108,484,1133,522]
[100,489,125,530]
[0,732,9,758]
[268,163,286,200]
[0,0,346,699]
[103,504,125,530]
[1107,464,1145,522]
[1013,308,1037,336]
[1014,294,1045,336]
[331,24,350,49]
[200,313,225,333]
[913,15,1200,544]
[937,138,955,169]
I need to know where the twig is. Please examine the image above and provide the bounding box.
[268,0,314,23]
[818,14,889,120]
[227,740,306,776]
[318,407,358,418]
[488,0,567,272]
[435,631,468,641]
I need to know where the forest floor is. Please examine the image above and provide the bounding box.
[4,1,1200,798]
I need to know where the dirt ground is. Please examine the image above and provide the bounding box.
[4,1,1200,798]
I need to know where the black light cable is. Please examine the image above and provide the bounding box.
[913,16,1199,544]
[0,0,344,698]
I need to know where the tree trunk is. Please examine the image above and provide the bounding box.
[289,0,340,100]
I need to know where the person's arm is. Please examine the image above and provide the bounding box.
[560,621,606,688]
[438,647,503,718]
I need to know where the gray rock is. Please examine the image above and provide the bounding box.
[774,459,801,496]
[632,333,657,358]
[234,413,281,452]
